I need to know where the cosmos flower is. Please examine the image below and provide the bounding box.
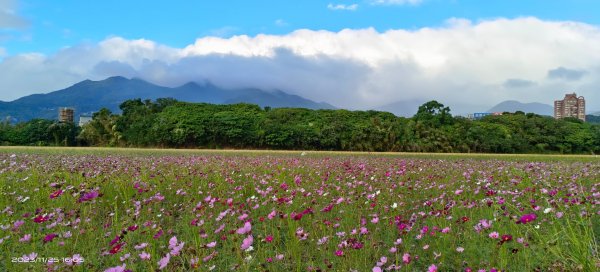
[49,190,63,199]
[104,264,126,272]
[78,190,100,202]
[236,221,252,234]
[43,233,58,243]
[518,213,537,224]
[241,235,253,250]
[158,253,170,270]
[139,252,151,260]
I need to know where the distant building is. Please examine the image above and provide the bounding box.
[554,93,585,121]
[59,108,74,123]
[78,115,93,127]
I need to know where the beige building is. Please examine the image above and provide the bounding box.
[59,108,74,123]
[554,93,585,121]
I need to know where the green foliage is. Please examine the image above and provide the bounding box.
[1,99,599,154]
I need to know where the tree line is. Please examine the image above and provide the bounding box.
[1,98,599,154]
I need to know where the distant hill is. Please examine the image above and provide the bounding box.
[374,99,427,117]
[0,77,336,122]
[487,100,554,116]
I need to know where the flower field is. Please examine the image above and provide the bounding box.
[0,149,598,271]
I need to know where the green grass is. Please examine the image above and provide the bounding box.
[0,147,597,271]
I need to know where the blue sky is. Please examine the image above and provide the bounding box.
[1,0,600,112]
[5,0,600,55]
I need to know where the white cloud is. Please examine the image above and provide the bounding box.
[0,0,28,29]
[275,19,288,27]
[370,0,423,6]
[1,17,600,113]
[327,3,359,11]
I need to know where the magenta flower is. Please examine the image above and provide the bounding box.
[489,232,499,239]
[78,190,100,202]
[43,233,58,243]
[33,215,49,223]
[428,264,438,272]
[49,190,63,199]
[518,213,537,224]
[335,250,344,256]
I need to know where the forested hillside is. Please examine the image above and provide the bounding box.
[1,99,599,154]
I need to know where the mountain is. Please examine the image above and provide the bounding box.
[0,77,335,122]
[374,99,427,117]
[487,100,554,116]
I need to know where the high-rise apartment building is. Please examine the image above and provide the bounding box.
[59,108,74,123]
[554,93,585,121]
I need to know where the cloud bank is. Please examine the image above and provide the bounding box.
[1,17,600,113]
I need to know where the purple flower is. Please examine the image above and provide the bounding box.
[236,221,252,234]
[43,233,58,243]
[139,252,150,260]
[241,235,253,250]
[157,253,170,270]
[78,190,100,202]
[104,264,126,272]
[19,234,31,243]
[518,213,537,224]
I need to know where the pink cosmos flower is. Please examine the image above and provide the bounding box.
[139,252,150,260]
[104,264,126,272]
[236,221,252,234]
[206,241,217,248]
[241,235,253,250]
[78,190,100,202]
[489,232,499,239]
[168,236,185,256]
[49,190,63,199]
[158,253,170,270]
[43,233,58,243]
[402,253,411,264]
[518,213,537,224]
[19,234,31,243]
[335,250,344,256]
[13,220,24,230]
[134,243,148,250]
[429,264,438,272]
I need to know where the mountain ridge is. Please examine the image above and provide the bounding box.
[0,77,336,122]
[487,100,554,116]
